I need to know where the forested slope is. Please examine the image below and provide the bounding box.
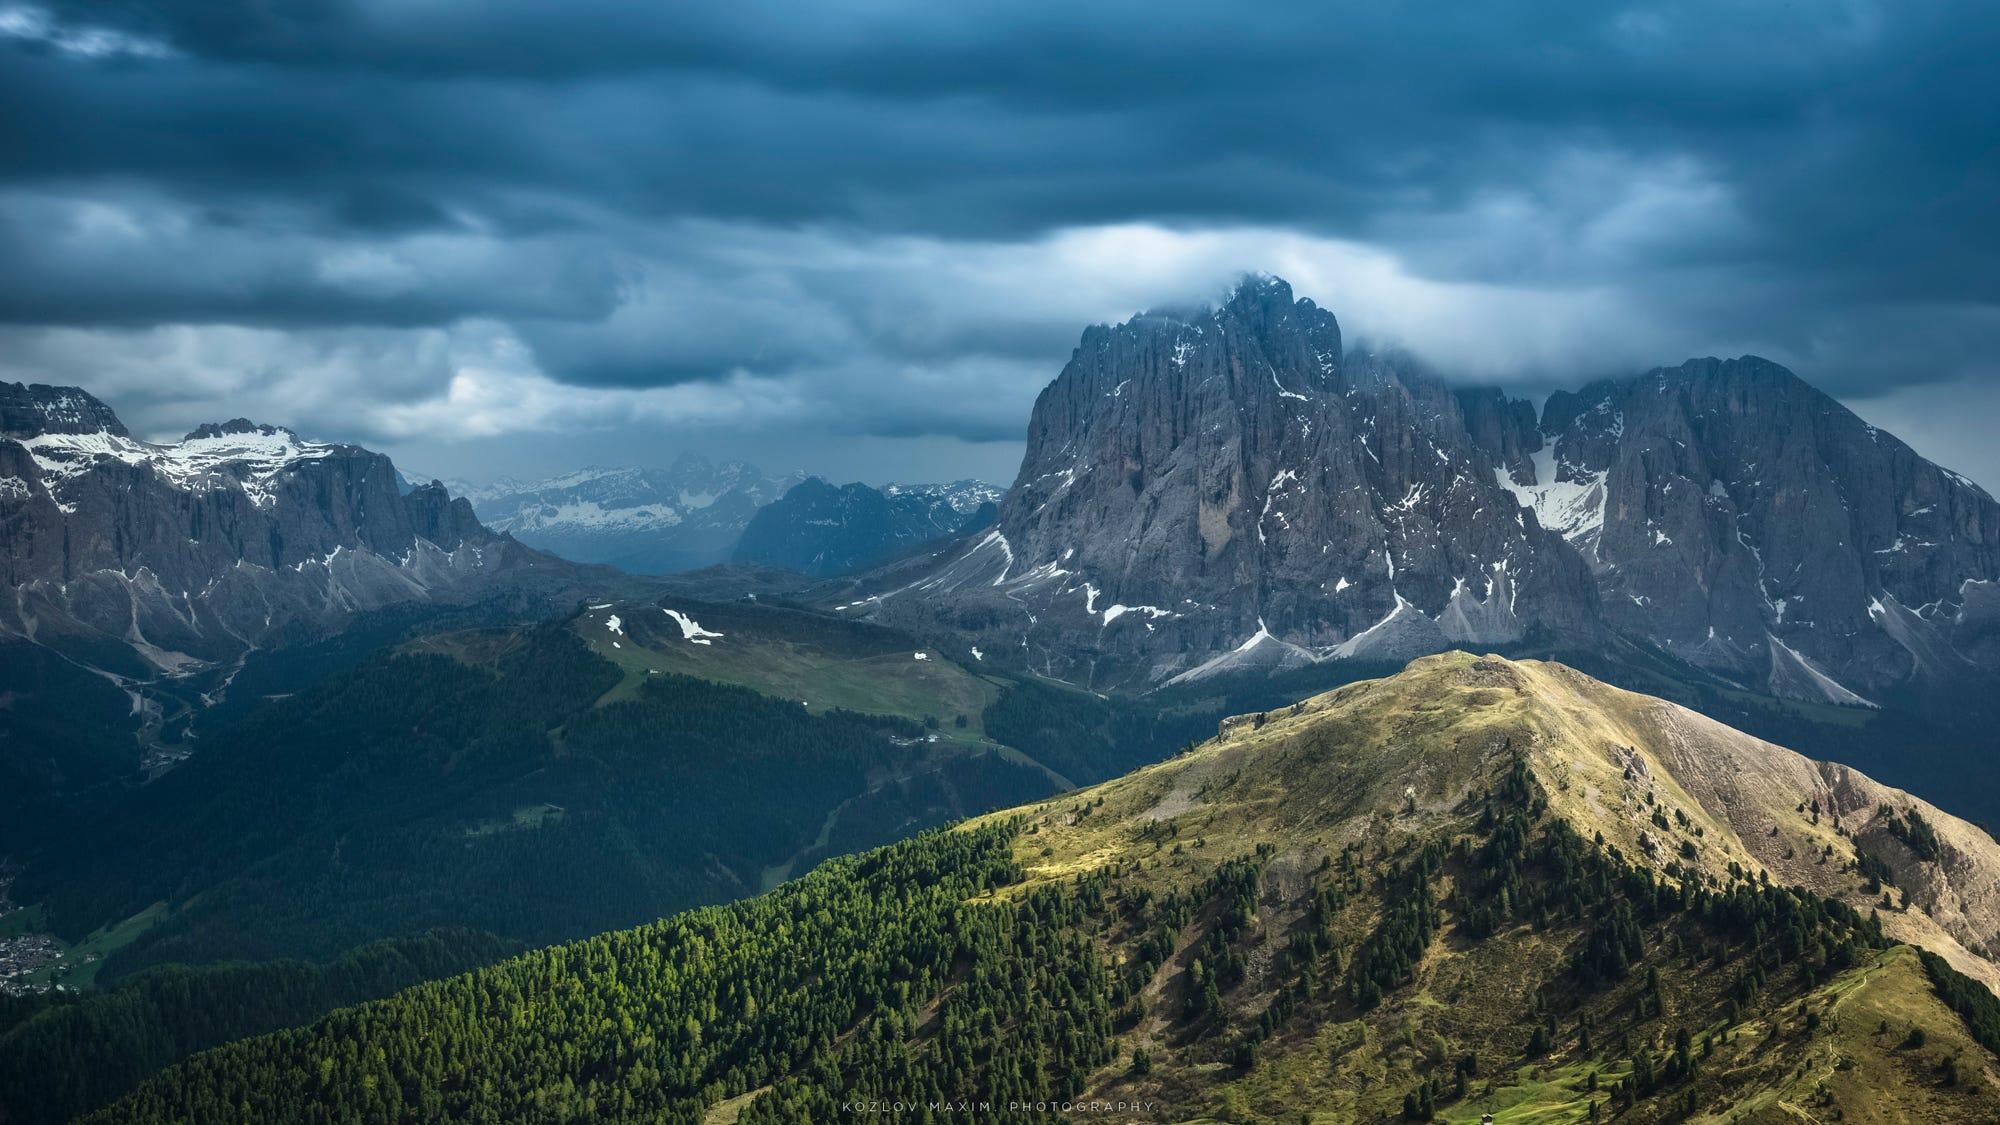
[91,654,2000,1123]
[18,624,1052,976]
[0,929,509,1124]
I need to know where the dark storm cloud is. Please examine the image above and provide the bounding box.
[0,187,626,327]
[16,1,1987,251]
[1,0,1997,482]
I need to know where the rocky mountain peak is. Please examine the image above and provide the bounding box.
[1468,354,2000,701]
[849,276,1601,687]
[181,418,303,443]
[786,474,840,500]
[1218,271,1309,323]
[0,384,590,681]
[840,278,2000,700]
[0,382,128,438]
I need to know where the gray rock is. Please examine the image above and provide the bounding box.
[846,277,1602,687]
[0,382,600,680]
[841,281,2000,703]
[1470,356,2000,702]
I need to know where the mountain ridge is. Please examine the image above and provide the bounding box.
[973,650,2000,993]
[831,278,2000,709]
[843,279,1604,687]
[1465,356,2000,704]
[0,381,642,836]
[449,455,807,575]
[734,475,1001,578]
[0,381,603,681]
[83,652,2000,1123]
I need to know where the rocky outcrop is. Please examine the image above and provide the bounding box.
[733,477,1000,578]
[1472,358,2000,702]
[844,278,1602,686]
[0,383,590,680]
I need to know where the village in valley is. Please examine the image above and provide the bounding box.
[0,866,78,997]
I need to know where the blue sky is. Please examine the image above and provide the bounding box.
[2,0,1996,490]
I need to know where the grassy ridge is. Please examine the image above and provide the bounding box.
[86,654,2000,1123]
[566,597,1006,739]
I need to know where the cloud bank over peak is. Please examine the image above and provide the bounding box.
[0,0,1995,486]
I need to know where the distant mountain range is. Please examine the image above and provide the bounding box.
[0,382,650,842]
[0,376,999,685]
[443,461,1000,579]
[840,277,2000,706]
[0,383,597,684]
[733,476,1001,577]
[0,380,1007,834]
[12,273,2000,732]
[438,456,806,575]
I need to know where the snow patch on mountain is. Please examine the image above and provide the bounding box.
[468,462,799,536]
[884,479,1004,512]
[1101,602,1173,626]
[21,422,337,511]
[661,607,723,645]
[1494,443,1609,559]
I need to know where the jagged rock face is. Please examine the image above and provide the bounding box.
[0,383,568,679]
[733,476,999,578]
[1,382,128,437]
[1453,387,1540,483]
[455,455,805,575]
[1475,357,2000,702]
[851,278,1601,685]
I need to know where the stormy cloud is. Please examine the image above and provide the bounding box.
[1,0,1996,487]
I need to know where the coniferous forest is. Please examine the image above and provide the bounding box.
[81,721,1993,1124]
[0,928,510,1125]
[20,627,1053,977]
